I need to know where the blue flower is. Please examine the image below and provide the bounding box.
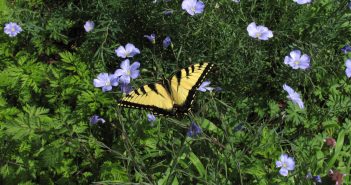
[345,59,351,78]
[306,172,313,179]
[284,50,310,70]
[276,154,295,176]
[187,122,202,137]
[115,43,140,58]
[84,21,94,32]
[349,1,351,9]
[144,33,156,44]
[313,175,322,183]
[306,172,322,183]
[341,45,351,54]
[283,84,304,109]
[93,73,119,92]
[214,87,223,92]
[114,59,140,84]
[147,113,156,122]
[164,10,174,15]
[4,22,22,37]
[198,81,214,92]
[293,0,311,4]
[247,22,273,41]
[232,0,240,3]
[90,115,106,125]
[120,82,133,94]
[181,0,205,16]
[163,36,172,48]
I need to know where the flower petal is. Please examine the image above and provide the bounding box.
[247,22,258,37]
[115,46,127,58]
[130,70,140,79]
[284,56,292,65]
[195,1,205,13]
[120,59,131,70]
[276,161,282,168]
[290,50,301,60]
[102,85,112,92]
[114,69,125,77]
[130,61,140,71]
[93,79,105,87]
[346,59,351,68]
[346,68,351,78]
[286,157,295,170]
[279,168,289,176]
[120,75,131,84]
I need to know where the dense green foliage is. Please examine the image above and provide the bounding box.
[1,0,351,184]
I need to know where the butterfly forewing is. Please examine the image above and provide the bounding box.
[119,83,174,114]
[170,63,214,110]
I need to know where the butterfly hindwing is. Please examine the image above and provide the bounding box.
[170,62,214,113]
[118,83,174,114]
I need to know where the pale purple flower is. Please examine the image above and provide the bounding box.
[306,172,322,183]
[232,0,240,3]
[120,82,133,94]
[115,43,140,58]
[293,0,311,4]
[93,73,119,92]
[164,10,174,15]
[163,36,172,48]
[84,21,94,32]
[4,22,22,37]
[284,50,310,70]
[114,59,140,84]
[283,84,304,109]
[313,175,322,183]
[144,34,156,44]
[147,113,156,122]
[276,154,295,176]
[90,115,106,125]
[247,22,273,40]
[198,81,214,92]
[187,122,202,137]
[345,59,351,78]
[181,0,205,16]
[214,87,223,92]
[349,2,351,10]
[341,45,351,54]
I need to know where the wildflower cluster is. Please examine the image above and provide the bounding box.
[2,0,350,184]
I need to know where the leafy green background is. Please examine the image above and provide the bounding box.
[0,0,351,184]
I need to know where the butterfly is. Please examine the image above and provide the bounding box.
[118,62,214,116]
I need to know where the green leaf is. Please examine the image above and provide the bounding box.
[189,152,206,178]
[198,118,223,136]
[327,130,345,169]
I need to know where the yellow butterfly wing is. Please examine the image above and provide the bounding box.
[118,83,174,114]
[169,62,214,114]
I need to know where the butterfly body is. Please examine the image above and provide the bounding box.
[118,62,214,116]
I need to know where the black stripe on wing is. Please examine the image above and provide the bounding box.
[118,100,175,115]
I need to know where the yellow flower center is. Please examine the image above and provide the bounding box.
[191,7,195,13]
[11,27,15,32]
[105,81,111,86]
[255,33,261,38]
[295,60,300,65]
[282,163,287,168]
[126,70,131,75]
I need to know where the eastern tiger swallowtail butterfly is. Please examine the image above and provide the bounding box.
[118,62,214,115]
